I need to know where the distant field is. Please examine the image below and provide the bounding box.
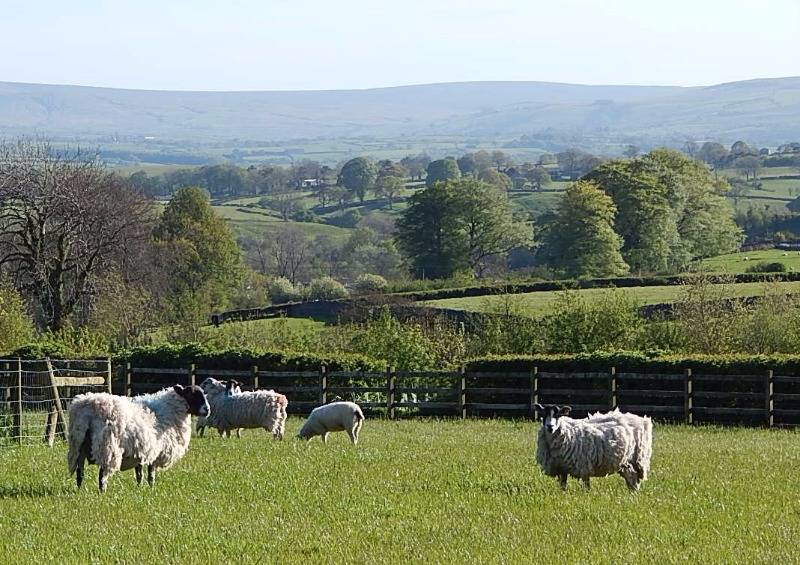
[422,281,800,316]
[510,191,563,217]
[1,422,797,562]
[698,248,800,273]
[212,205,352,240]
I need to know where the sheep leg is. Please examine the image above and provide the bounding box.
[347,427,358,445]
[76,460,85,488]
[98,468,109,493]
[558,474,568,491]
[321,432,329,444]
[582,477,591,490]
[197,425,205,438]
[147,465,156,487]
[236,429,241,438]
[135,465,143,486]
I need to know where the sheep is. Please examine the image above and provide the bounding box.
[585,408,653,483]
[297,401,364,445]
[196,379,241,438]
[534,404,646,491]
[67,385,210,492]
[199,378,287,439]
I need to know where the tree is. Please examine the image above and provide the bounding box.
[540,181,628,278]
[396,178,530,278]
[0,140,152,330]
[154,186,242,327]
[683,140,699,158]
[400,154,431,181]
[623,145,639,158]
[697,142,729,168]
[522,165,552,191]
[490,150,514,171]
[338,157,377,203]
[735,155,762,182]
[263,226,312,284]
[260,191,297,221]
[425,158,460,187]
[477,168,512,191]
[375,175,405,209]
[396,182,468,278]
[289,159,322,189]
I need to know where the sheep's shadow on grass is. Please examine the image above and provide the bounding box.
[0,484,73,499]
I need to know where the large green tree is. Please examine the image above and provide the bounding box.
[338,157,377,203]
[584,149,742,272]
[396,178,530,278]
[540,181,628,278]
[425,158,460,187]
[154,187,242,328]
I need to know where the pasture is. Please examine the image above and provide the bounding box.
[0,419,797,562]
[699,248,800,273]
[421,281,800,316]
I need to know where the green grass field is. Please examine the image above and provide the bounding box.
[422,281,800,316]
[699,248,800,273]
[0,419,797,562]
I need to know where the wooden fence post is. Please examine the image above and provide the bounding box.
[106,357,113,394]
[45,358,68,442]
[13,358,22,444]
[529,367,539,419]
[610,366,617,411]
[684,368,693,425]
[765,369,774,428]
[387,366,395,420]
[458,365,466,419]
[252,365,259,390]
[320,365,327,405]
[126,363,132,397]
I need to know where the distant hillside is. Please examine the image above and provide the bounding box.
[0,78,798,146]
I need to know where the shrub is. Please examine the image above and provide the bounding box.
[267,277,302,304]
[308,277,348,300]
[0,283,35,354]
[325,209,362,228]
[746,261,787,273]
[353,273,388,294]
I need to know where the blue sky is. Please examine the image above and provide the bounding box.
[1,0,798,91]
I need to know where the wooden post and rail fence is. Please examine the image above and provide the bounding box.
[121,363,800,428]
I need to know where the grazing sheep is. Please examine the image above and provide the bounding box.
[534,404,646,491]
[67,385,209,492]
[196,379,241,438]
[297,401,364,444]
[585,408,653,483]
[199,378,287,439]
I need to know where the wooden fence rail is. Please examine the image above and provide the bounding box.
[123,365,800,428]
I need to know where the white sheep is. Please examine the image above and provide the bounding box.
[297,401,364,444]
[199,378,287,439]
[196,379,242,438]
[67,385,210,492]
[585,408,653,483]
[534,404,647,491]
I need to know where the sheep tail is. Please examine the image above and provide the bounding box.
[354,406,365,421]
[67,412,91,475]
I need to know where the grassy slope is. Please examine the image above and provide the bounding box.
[0,420,797,562]
[699,248,800,273]
[422,281,800,316]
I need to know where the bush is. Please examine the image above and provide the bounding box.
[353,273,388,294]
[308,277,348,300]
[746,261,787,273]
[0,283,35,354]
[325,209,362,228]
[267,277,302,304]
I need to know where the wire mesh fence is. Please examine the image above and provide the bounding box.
[0,359,111,447]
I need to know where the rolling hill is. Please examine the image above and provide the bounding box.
[1,77,799,147]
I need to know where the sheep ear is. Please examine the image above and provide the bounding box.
[559,405,572,416]
[173,384,185,394]
[533,403,545,414]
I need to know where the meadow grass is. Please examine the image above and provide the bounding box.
[0,419,797,563]
[422,281,800,316]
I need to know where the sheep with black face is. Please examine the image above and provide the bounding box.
[534,404,647,491]
[67,385,210,492]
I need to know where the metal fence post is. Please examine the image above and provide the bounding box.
[320,365,327,405]
[13,358,22,444]
[189,364,196,387]
[529,367,538,419]
[252,365,259,390]
[684,368,693,425]
[458,365,466,419]
[387,366,395,420]
[126,362,132,397]
[106,357,113,394]
[610,366,617,410]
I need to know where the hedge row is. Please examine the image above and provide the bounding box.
[395,272,800,302]
[8,343,384,373]
[466,351,800,376]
